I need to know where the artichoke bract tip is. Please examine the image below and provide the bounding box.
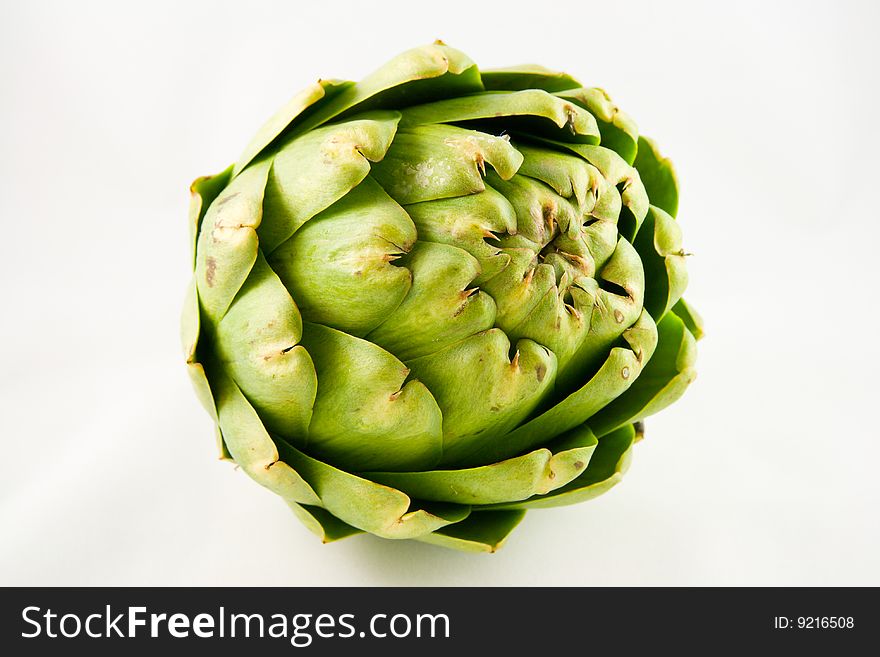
[183,43,700,552]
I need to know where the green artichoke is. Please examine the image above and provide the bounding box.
[182,42,703,552]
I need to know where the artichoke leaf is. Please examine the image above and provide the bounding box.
[277,438,471,540]
[182,278,216,422]
[589,171,623,224]
[503,271,596,373]
[259,112,401,253]
[364,425,597,505]
[556,88,639,165]
[514,144,602,215]
[268,176,416,336]
[237,42,480,173]
[404,187,517,285]
[634,135,679,218]
[526,138,649,241]
[287,502,363,543]
[399,89,600,144]
[541,216,617,288]
[479,248,558,332]
[214,253,317,443]
[554,238,646,392]
[234,79,353,176]
[185,164,236,424]
[195,158,271,325]
[672,297,705,341]
[481,65,581,93]
[295,42,484,134]
[466,310,656,466]
[300,323,444,472]
[371,124,523,204]
[367,241,496,361]
[484,170,581,244]
[215,425,233,462]
[575,145,649,242]
[416,510,527,553]
[208,363,321,506]
[188,165,234,265]
[634,205,688,321]
[407,330,557,466]
[589,312,697,437]
[482,424,635,510]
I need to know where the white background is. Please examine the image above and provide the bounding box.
[2,0,878,586]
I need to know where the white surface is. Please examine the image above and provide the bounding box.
[1,0,878,586]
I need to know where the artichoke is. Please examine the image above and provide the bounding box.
[182,42,703,552]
